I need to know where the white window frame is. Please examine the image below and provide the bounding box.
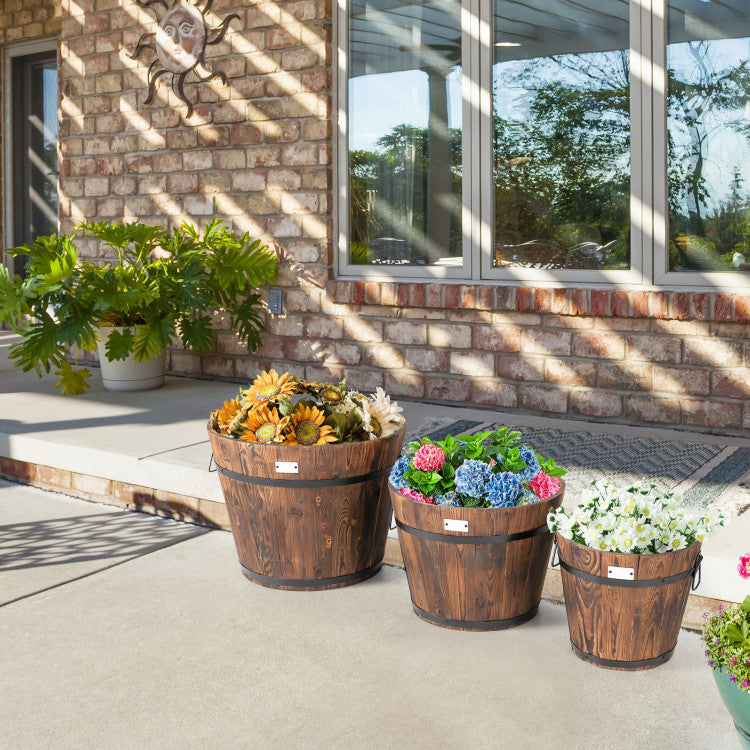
[2,36,59,273]
[336,0,750,291]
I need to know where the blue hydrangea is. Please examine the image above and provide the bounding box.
[517,488,541,506]
[435,491,462,507]
[389,456,411,490]
[486,472,523,507]
[454,460,493,498]
[518,445,541,481]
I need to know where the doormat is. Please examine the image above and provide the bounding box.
[408,419,750,515]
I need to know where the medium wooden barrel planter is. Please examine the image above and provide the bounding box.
[208,424,406,591]
[390,481,564,630]
[554,535,703,670]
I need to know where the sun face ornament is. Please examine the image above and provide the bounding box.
[130,0,239,117]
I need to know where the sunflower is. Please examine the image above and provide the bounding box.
[285,405,338,446]
[212,398,243,435]
[241,369,297,410]
[318,385,345,404]
[239,407,287,444]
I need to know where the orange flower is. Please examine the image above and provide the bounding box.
[212,398,242,435]
[285,405,337,446]
[242,369,297,410]
[239,407,287,444]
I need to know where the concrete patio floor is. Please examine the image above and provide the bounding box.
[0,480,742,750]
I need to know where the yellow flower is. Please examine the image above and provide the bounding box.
[319,385,345,404]
[242,369,297,409]
[285,405,337,446]
[212,398,242,435]
[239,407,287,444]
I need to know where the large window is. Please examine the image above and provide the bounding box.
[339,0,750,287]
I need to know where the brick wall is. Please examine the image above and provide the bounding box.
[0,0,61,245]
[12,0,748,435]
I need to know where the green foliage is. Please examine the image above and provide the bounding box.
[0,219,278,394]
[702,595,750,692]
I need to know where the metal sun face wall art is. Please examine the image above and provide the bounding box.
[131,0,239,117]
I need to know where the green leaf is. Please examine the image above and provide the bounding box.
[54,359,92,396]
[179,316,214,353]
[104,328,135,361]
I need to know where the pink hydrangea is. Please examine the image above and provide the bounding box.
[529,470,560,500]
[412,444,446,472]
[400,487,435,505]
[738,553,750,580]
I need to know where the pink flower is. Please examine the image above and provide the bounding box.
[412,444,446,472]
[529,470,560,500]
[400,487,435,505]
[738,553,750,580]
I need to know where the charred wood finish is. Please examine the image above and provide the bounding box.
[390,482,564,630]
[556,535,702,671]
[208,423,406,590]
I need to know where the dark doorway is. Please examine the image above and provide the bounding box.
[11,50,59,276]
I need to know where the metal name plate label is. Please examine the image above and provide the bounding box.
[608,565,635,580]
[274,461,299,474]
[444,519,469,533]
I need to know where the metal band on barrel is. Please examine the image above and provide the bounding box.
[412,602,539,630]
[239,561,383,588]
[559,555,702,588]
[216,463,392,488]
[570,641,675,670]
[396,518,549,545]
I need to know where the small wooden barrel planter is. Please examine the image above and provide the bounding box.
[554,535,703,670]
[208,424,406,591]
[390,481,564,630]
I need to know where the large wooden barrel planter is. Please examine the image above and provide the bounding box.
[555,535,703,670]
[208,424,406,591]
[390,481,564,630]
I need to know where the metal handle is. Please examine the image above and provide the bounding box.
[550,538,560,568]
[208,453,217,473]
[691,554,703,591]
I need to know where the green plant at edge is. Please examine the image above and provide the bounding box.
[0,219,278,395]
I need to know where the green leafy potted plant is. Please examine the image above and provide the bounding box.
[702,555,750,749]
[207,370,407,590]
[0,219,278,394]
[388,427,566,630]
[548,483,724,670]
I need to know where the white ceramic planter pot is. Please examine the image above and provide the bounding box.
[96,326,166,392]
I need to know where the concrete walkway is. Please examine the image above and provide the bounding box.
[0,481,741,750]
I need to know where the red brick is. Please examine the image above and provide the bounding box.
[410,284,426,307]
[611,290,629,317]
[426,284,442,307]
[736,295,750,323]
[72,473,112,497]
[494,286,515,311]
[519,385,568,413]
[496,355,544,382]
[384,322,427,346]
[653,367,710,396]
[533,288,551,313]
[590,290,609,317]
[404,348,448,372]
[624,395,681,424]
[714,294,732,321]
[691,293,709,320]
[597,363,652,391]
[516,287,531,312]
[426,377,472,401]
[384,372,425,398]
[364,282,380,304]
[381,283,397,307]
[521,329,571,356]
[363,344,404,369]
[571,390,622,418]
[571,289,588,316]
[36,465,72,489]
[428,324,471,349]
[470,381,518,408]
[631,292,648,318]
[626,335,682,363]
[450,352,495,376]
[0,456,34,481]
[573,332,626,360]
[649,292,669,319]
[681,400,742,429]
[551,289,569,315]
[352,281,365,305]
[684,339,743,368]
[396,284,409,307]
[712,370,750,399]
[670,293,690,320]
[546,360,596,387]
[473,326,521,353]
[444,285,460,309]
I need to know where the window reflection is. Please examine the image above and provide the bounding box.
[492,0,631,270]
[667,1,750,273]
[348,0,463,266]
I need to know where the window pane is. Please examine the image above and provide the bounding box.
[492,0,630,270]
[348,0,463,267]
[667,1,750,273]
